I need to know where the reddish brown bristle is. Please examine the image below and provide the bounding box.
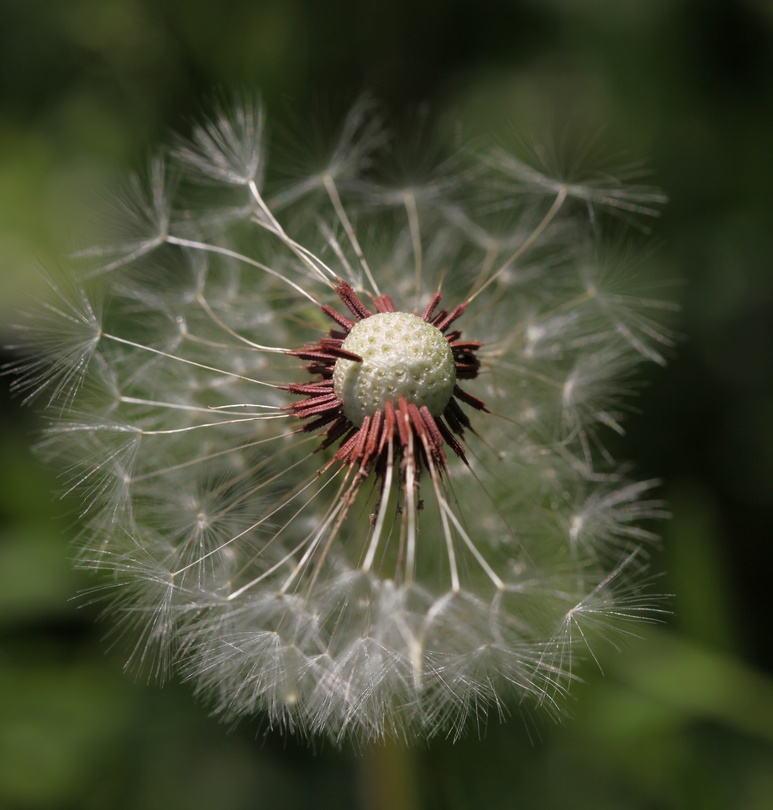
[283,282,486,493]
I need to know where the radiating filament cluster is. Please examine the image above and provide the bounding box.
[13,96,672,743]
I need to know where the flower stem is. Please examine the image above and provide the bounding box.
[359,741,421,810]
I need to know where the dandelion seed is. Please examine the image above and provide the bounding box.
[11,96,672,743]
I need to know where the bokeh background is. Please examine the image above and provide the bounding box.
[2,1,773,808]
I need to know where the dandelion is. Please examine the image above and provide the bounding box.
[12,96,672,743]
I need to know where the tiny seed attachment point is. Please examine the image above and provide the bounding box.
[333,311,456,426]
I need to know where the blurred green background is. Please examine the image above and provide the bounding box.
[2,0,773,808]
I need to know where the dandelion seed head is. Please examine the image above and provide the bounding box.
[11,94,673,745]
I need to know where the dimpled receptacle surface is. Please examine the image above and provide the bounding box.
[333,312,456,426]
